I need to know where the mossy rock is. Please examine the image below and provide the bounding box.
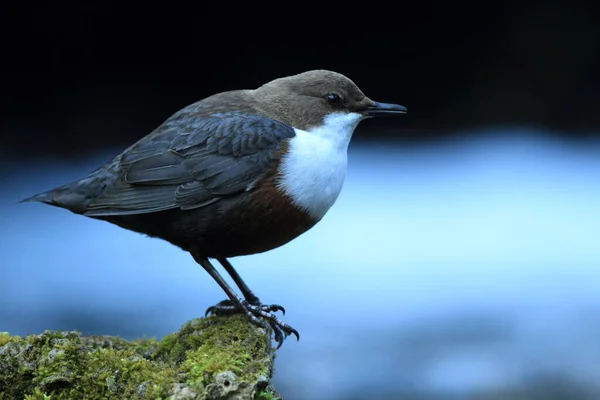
[0,315,281,399]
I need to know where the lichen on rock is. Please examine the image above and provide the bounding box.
[0,315,281,400]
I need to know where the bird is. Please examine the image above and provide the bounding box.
[21,70,407,348]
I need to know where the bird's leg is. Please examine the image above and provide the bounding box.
[190,250,299,348]
[218,257,260,304]
[204,258,285,316]
[215,257,285,314]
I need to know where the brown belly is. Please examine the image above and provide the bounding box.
[100,182,320,258]
[185,184,319,258]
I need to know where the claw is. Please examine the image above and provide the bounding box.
[272,324,284,348]
[205,298,299,348]
[288,327,300,341]
[261,303,285,314]
[205,299,239,317]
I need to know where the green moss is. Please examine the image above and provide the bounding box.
[24,388,54,399]
[0,330,178,399]
[0,332,14,347]
[181,315,272,385]
[0,315,277,399]
[256,388,281,400]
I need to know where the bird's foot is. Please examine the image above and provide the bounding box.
[205,299,299,348]
[206,299,285,315]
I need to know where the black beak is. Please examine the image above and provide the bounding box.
[362,101,407,117]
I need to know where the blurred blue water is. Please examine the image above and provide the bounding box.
[1,128,600,399]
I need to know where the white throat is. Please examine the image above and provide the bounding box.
[277,112,363,220]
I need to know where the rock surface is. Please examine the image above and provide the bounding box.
[0,315,281,399]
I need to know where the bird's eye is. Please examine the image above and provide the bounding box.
[326,93,341,105]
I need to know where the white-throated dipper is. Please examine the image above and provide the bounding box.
[22,70,407,348]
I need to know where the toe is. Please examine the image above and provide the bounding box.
[264,304,285,314]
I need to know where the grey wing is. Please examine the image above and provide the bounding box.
[83,111,295,217]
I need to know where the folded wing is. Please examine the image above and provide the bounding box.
[83,111,295,216]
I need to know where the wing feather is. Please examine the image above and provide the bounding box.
[84,185,178,216]
[83,111,295,216]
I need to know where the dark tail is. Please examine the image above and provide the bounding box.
[20,191,57,205]
[20,182,89,214]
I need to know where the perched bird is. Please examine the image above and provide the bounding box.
[22,70,407,347]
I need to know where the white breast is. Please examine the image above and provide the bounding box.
[277,112,363,220]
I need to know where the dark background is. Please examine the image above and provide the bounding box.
[2,2,600,399]
[2,1,600,162]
